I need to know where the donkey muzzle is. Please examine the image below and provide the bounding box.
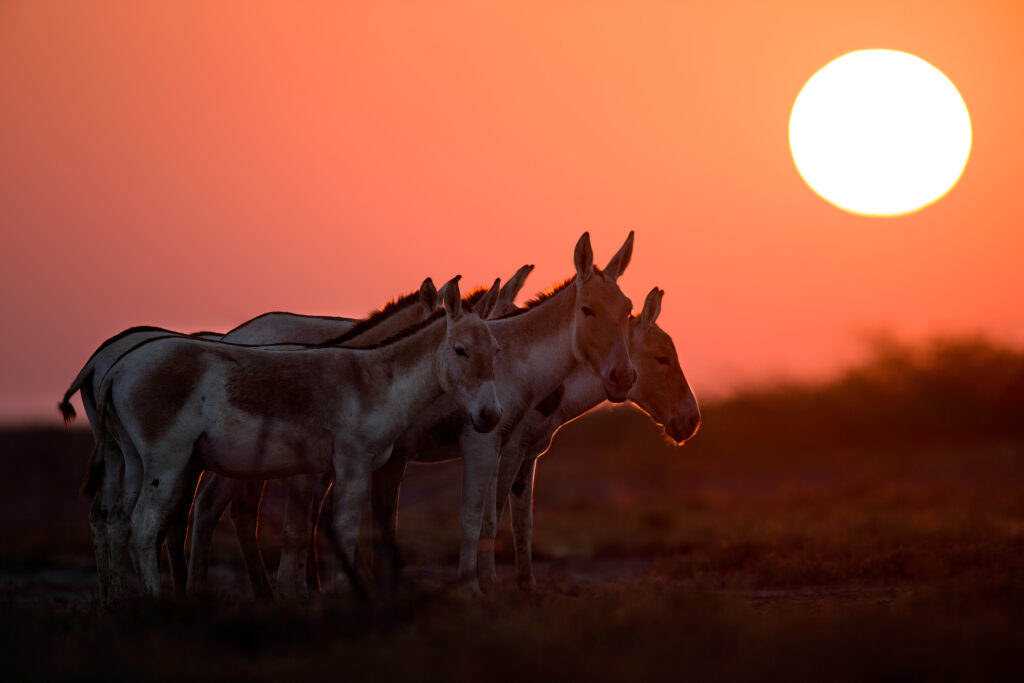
[603,362,637,403]
[470,383,502,433]
[666,411,701,444]
[472,403,502,433]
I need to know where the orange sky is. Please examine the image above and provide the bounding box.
[2,1,1023,422]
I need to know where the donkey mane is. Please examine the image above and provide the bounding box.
[357,285,497,349]
[350,309,447,350]
[494,274,581,320]
[319,285,491,347]
[317,290,424,346]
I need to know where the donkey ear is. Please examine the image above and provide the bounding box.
[603,231,634,282]
[436,276,457,309]
[419,277,438,311]
[442,275,462,320]
[475,278,502,319]
[499,264,534,308]
[574,232,594,281]
[639,287,663,331]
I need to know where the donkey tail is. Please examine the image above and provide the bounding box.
[58,361,96,426]
[81,375,113,501]
[58,398,77,425]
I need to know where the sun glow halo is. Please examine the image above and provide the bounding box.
[789,50,972,217]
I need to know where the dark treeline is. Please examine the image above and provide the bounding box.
[701,334,1024,453]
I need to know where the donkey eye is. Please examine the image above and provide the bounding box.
[454,346,468,357]
[581,306,596,317]
[655,356,671,367]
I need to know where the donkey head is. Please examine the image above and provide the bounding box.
[571,232,637,402]
[627,288,701,444]
[437,276,503,433]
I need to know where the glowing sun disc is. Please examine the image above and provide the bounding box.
[789,49,972,217]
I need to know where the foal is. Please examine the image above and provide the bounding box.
[92,278,502,597]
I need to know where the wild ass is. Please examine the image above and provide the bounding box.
[187,267,533,599]
[476,287,701,589]
[90,277,503,598]
[346,232,639,594]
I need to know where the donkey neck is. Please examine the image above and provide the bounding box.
[551,366,607,426]
[332,318,447,442]
[490,282,580,404]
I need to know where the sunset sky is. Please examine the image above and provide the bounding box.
[2,1,1023,422]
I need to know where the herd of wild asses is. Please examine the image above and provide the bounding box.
[60,232,700,605]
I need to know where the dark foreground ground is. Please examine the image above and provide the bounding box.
[3,337,1024,680]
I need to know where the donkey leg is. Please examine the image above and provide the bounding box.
[370,455,407,590]
[164,479,196,598]
[276,476,321,601]
[187,473,237,593]
[109,439,142,602]
[509,457,539,589]
[90,438,121,605]
[456,434,501,594]
[229,480,273,600]
[129,457,198,597]
[478,448,524,591]
[89,495,110,605]
[477,472,501,591]
[329,458,372,597]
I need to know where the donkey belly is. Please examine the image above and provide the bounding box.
[196,416,332,480]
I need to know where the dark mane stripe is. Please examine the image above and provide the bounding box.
[495,275,577,320]
[319,284,488,347]
[349,309,447,350]
[318,290,423,346]
[354,285,491,348]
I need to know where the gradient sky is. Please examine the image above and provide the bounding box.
[2,1,1023,422]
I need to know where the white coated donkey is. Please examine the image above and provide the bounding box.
[187,267,534,599]
[91,278,502,598]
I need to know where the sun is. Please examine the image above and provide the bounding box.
[789,49,972,217]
